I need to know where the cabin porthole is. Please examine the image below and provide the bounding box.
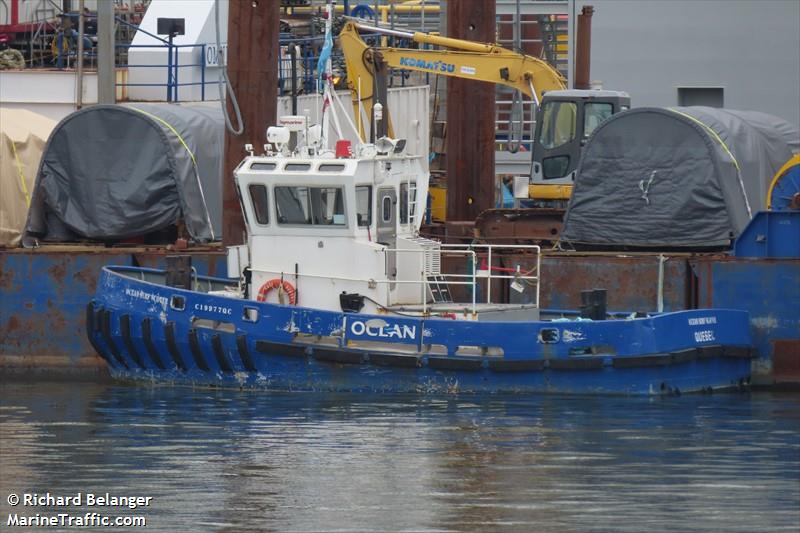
[243,307,259,323]
[382,196,392,223]
[170,295,186,311]
[538,328,559,344]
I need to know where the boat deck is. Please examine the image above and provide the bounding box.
[387,302,540,321]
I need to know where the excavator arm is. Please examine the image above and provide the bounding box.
[338,21,566,141]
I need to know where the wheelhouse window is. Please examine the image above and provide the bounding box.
[249,162,276,171]
[248,184,269,225]
[314,187,346,225]
[275,186,345,226]
[400,181,417,225]
[540,101,577,149]
[356,185,372,227]
[284,163,312,171]
[318,163,346,172]
[275,186,310,224]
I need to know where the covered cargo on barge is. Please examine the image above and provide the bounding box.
[22,103,223,246]
[0,108,57,247]
[560,106,799,249]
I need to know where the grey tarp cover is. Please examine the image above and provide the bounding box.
[23,103,223,245]
[560,107,800,248]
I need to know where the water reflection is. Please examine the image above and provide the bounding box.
[1,382,798,532]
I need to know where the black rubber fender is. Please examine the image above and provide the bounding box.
[119,314,146,369]
[236,334,258,372]
[100,309,129,369]
[187,328,211,372]
[140,317,167,370]
[164,322,188,371]
[211,333,234,373]
[85,302,114,367]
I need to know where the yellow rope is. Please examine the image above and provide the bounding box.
[127,105,216,240]
[128,106,198,167]
[668,107,751,215]
[668,108,740,171]
[9,138,31,207]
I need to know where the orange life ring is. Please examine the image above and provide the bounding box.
[256,279,297,305]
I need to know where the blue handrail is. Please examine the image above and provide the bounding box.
[116,42,210,101]
[112,28,395,102]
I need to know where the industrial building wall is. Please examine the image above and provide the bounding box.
[127,0,228,101]
[581,0,800,128]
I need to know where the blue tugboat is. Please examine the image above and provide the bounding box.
[86,109,754,395]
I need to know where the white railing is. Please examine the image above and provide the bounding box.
[440,243,541,310]
[382,247,478,314]
[383,242,541,315]
[252,243,540,317]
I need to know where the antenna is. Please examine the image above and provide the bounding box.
[266,126,290,154]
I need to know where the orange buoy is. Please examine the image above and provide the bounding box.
[256,279,297,305]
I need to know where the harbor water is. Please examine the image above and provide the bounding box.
[1,381,798,532]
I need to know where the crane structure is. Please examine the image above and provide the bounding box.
[338,19,566,140]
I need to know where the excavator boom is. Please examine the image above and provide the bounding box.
[383,49,563,101]
[337,20,628,214]
[338,21,566,140]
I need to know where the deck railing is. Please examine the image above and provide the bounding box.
[439,243,541,312]
[374,243,541,315]
[380,246,479,315]
[254,243,540,317]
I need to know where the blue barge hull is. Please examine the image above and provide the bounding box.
[86,266,753,395]
[1,249,796,385]
[0,248,226,376]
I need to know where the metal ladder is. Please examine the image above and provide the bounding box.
[536,14,569,78]
[29,4,58,67]
[490,0,573,171]
[427,275,453,304]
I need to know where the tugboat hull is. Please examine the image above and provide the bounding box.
[87,267,754,395]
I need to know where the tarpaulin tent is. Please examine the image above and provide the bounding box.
[560,107,799,249]
[23,103,223,246]
[1,108,57,247]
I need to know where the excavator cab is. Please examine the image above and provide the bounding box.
[531,90,630,191]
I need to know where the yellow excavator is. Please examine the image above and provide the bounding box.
[338,21,629,217]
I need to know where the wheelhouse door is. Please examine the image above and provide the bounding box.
[376,187,397,284]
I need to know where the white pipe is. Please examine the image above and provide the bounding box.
[351,21,415,39]
[96,0,115,104]
[357,77,363,142]
[657,254,666,313]
[76,0,84,109]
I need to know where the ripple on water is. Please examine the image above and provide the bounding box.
[0,383,798,532]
